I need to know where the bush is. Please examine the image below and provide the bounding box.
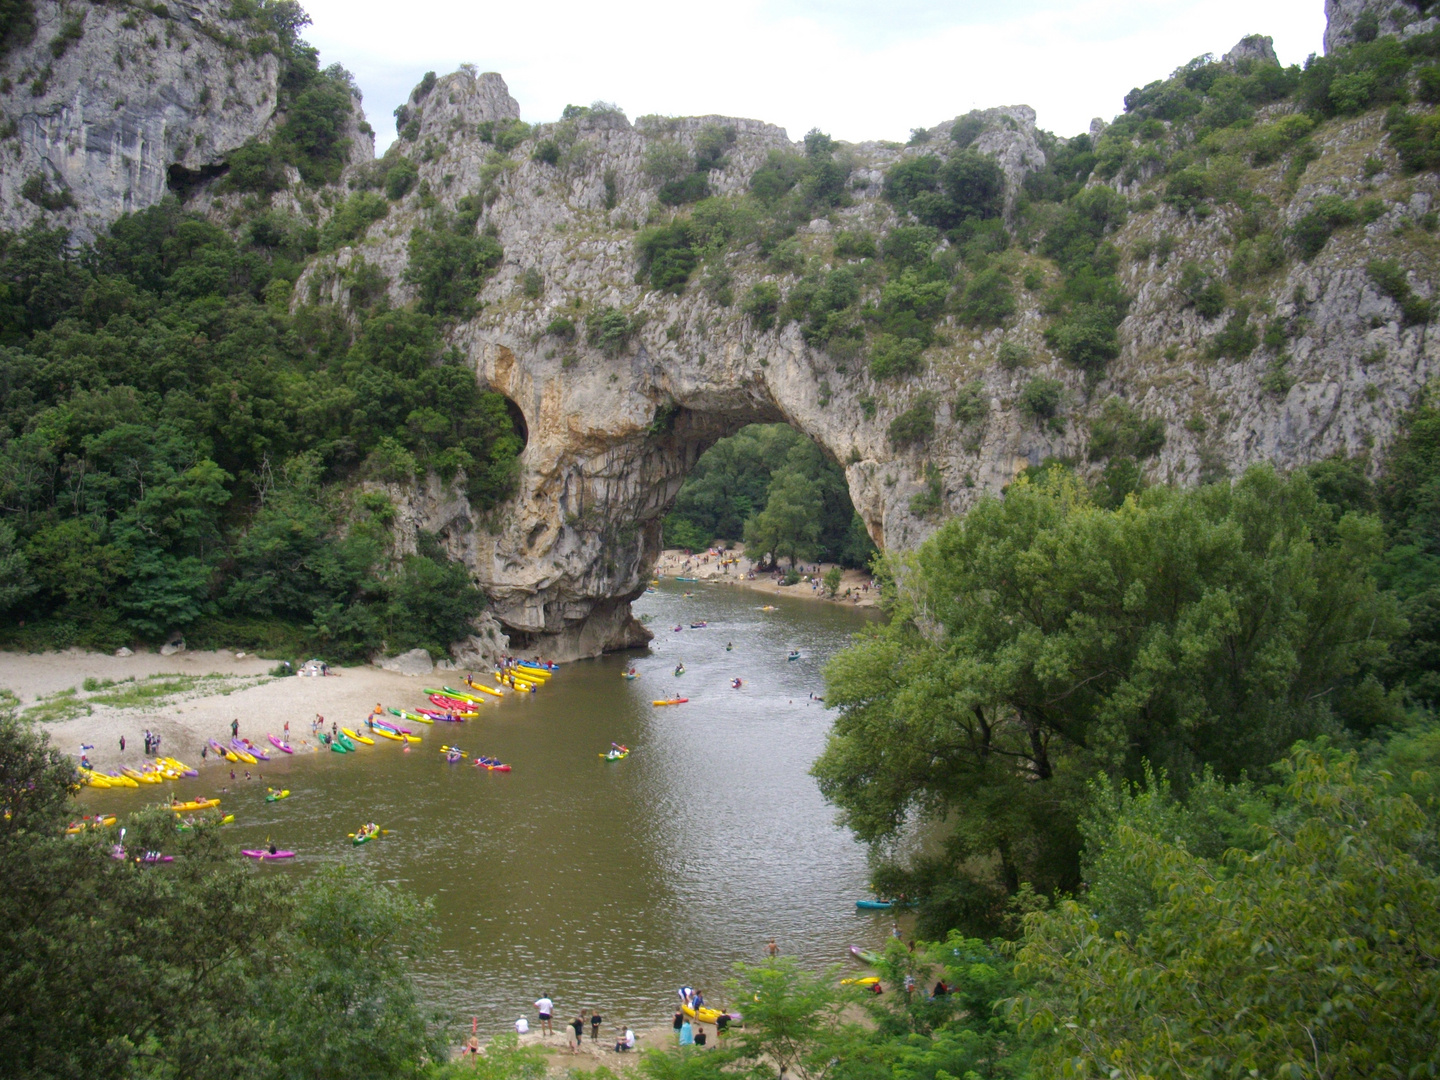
[953,381,989,426]
[635,222,696,293]
[1367,259,1432,324]
[951,112,986,148]
[225,139,288,193]
[1019,376,1066,421]
[742,282,781,330]
[658,172,710,206]
[833,230,877,260]
[956,267,1015,326]
[868,334,925,379]
[587,306,637,356]
[318,192,388,251]
[888,393,938,448]
[1292,195,1358,259]
[476,118,530,153]
[1208,310,1259,359]
[18,174,73,211]
[1088,398,1165,461]
[1178,262,1227,317]
[403,215,503,318]
[520,267,543,299]
[384,157,418,200]
[544,315,576,340]
[1385,105,1440,172]
[1045,305,1122,377]
[997,340,1031,370]
[531,139,560,166]
[693,123,736,171]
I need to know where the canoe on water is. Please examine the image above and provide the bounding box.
[856,899,894,910]
[515,660,559,672]
[170,798,220,813]
[267,734,295,754]
[265,789,291,802]
[242,849,295,860]
[849,945,883,965]
[653,698,688,706]
[621,672,639,680]
[474,757,511,771]
[601,750,629,761]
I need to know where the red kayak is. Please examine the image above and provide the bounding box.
[242,849,296,860]
[267,734,294,754]
[429,694,475,712]
[474,757,511,772]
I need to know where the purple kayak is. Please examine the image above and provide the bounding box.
[242,849,296,860]
[267,734,295,754]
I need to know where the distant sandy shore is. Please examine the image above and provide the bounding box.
[654,545,878,608]
[0,648,483,775]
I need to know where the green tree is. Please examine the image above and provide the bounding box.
[745,466,822,568]
[813,466,1401,934]
[1015,746,1440,1079]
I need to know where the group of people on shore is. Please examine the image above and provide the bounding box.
[509,994,635,1055]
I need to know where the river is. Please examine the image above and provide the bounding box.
[82,580,892,1033]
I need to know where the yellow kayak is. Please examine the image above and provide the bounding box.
[342,727,375,746]
[79,769,112,789]
[439,686,490,703]
[398,710,434,724]
[170,798,220,813]
[108,772,139,788]
[510,666,551,682]
[403,733,422,744]
[463,680,504,698]
[682,1001,726,1025]
[841,976,881,987]
[231,747,257,765]
[122,767,163,784]
[66,815,117,834]
[223,748,240,762]
[373,727,403,742]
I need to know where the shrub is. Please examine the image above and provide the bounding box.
[1088,398,1165,461]
[1045,305,1122,377]
[1019,376,1065,421]
[1384,105,1440,172]
[403,215,503,318]
[225,139,288,193]
[1419,66,1440,105]
[658,172,709,206]
[956,267,1015,326]
[997,340,1031,370]
[1292,195,1358,259]
[531,139,560,166]
[868,334,925,379]
[385,157,418,200]
[1261,356,1295,396]
[693,124,736,171]
[951,112,986,148]
[833,230,877,260]
[643,140,693,186]
[318,191,388,251]
[19,174,74,211]
[586,306,637,356]
[1367,259,1432,324]
[953,381,989,426]
[887,393,938,448]
[520,267,543,299]
[1208,310,1259,359]
[635,222,696,293]
[1178,262,1227,317]
[742,282,781,330]
[476,118,530,153]
[544,316,576,340]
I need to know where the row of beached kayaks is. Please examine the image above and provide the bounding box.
[79,756,196,789]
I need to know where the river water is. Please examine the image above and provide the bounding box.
[83,580,892,1033]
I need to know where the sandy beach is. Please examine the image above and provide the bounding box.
[0,648,479,775]
[654,545,878,608]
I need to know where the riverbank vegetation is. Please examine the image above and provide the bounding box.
[663,423,875,568]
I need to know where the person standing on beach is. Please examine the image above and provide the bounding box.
[534,993,553,1036]
[589,1010,601,1042]
[231,718,239,739]
[119,735,125,753]
[570,1013,584,1052]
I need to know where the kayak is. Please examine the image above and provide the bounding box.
[601,750,629,761]
[856,899,894,910]
[341,727,374,746]
[321,734,349,753]
[170,798,220,813]
[242,849,295,859]
[265,788,291,802]
[159,756,198,777]
[462,679,504,698]
[788,652,801,662]
[506,666,551,681]
[474,757,511,772]
[515,660,558,672]
[653,698,688,706]
[209,738,236,762]
[416,708,466,722]
[106,771,139,788]
[430,694,481,713]
[622,672,639,680]
[267,735,295,754]
[79,769,112,788]
[849,946,883,965]
[352,827,380,846]
[122,767,162,785]
[841,976,881,987]
[676,576,697,582]
[677,989,734,1026]
[372,727,404,742]
[238,738,270,762]
[66,815,117,834]
[690,622,708,629]
[229,741,258,765]
[392,708,438,724]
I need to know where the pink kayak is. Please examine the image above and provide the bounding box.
[242,849,296,860]
[417,709,465,723]
[429,694,475,712]
[267,734,295,754]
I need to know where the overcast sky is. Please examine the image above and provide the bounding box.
[299,0,1327,154]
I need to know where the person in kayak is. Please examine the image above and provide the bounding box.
[674,662,685,676]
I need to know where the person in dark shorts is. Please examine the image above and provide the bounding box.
[534,993,553,1035]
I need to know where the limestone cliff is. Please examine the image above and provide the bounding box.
[3,0,1438,662]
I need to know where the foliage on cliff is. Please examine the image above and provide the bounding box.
[0,199,519,657]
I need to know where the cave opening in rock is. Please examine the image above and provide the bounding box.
[499,393,528,451]
[662,423,876,572]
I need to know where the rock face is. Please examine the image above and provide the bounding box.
[1324,0,1438,52]
[318,69,1436,660]
[1222,35,1278,67]
[3,5,1438,663]
[375,648,435,676]
[0,0,292,240]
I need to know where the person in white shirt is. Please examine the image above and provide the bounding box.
[534,994,553,1035]
[515,1017,529,1035]
[615,1026,635,1051]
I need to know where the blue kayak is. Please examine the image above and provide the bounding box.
[856,899,894,910]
